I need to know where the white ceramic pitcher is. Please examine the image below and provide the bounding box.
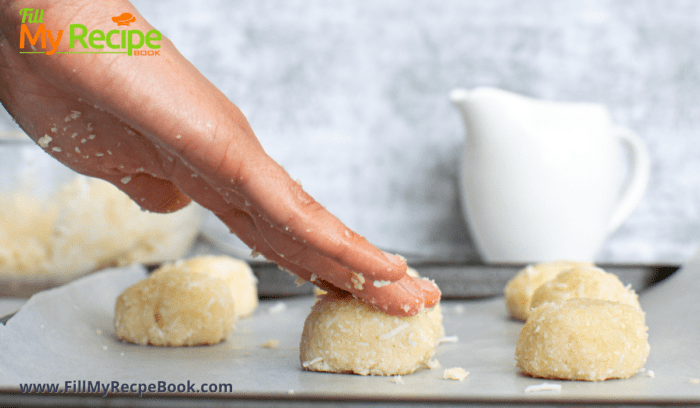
[450,87,650,263]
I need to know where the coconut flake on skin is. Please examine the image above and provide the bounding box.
[374,280,391,288]
[351,272,365,290]
[38,135,52,148]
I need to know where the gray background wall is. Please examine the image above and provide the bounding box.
[3,0,698,264]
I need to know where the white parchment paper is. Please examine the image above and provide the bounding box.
[1,253,699,403]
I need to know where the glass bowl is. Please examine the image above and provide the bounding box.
[0,134,203,296]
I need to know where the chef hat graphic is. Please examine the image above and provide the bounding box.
[112,13,136,26]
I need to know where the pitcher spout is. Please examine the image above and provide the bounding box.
[449,88,471,105]
[449,88,485,145]
[450,87,539,146]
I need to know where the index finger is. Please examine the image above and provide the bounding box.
[229,155,409,283]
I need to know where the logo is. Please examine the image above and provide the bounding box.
[112,13,136,26]
[19,9,161,56]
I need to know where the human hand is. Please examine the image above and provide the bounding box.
[0,0,440,316]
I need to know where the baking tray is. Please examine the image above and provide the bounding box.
[0,230,677,299]
[1,257,675,301]
[0,250,698,407]
[249,261,678,299]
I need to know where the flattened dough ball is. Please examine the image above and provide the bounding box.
[530,265,640,311]
[300,294,445,376]
[173,255,258,318]
[114,267,236,346]
[505,261,593,321]
[515,298,649,381]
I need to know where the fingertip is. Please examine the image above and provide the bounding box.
[357,275,441,317]
[382,251,405,266]
[377,251,408,282]
[416,277,441,309]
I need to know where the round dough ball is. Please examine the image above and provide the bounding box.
[515,298,649,381]
[300,294,445,376]
[530,265,640,311]
[114,268,236,346]
[174,255,258,318]
[505,261,593,321]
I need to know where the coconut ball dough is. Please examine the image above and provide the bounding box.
[529,265,641,311]
[162,255,258,318]
[114,267,236,346]
[515,298,650,381]
[114,255,258,346]
[300,294,445,376]
[504,261,594,321]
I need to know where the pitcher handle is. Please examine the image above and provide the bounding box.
[607,126,651,234]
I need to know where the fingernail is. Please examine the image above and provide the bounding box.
[383,251,404,265]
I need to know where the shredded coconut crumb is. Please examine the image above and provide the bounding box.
[373,280,391,288]
[690,378,700,384]
[302,357,324,368]
[294,277,306,287]
[95,329,102,335]
[442,367,469,381]
[268,302,287,314]
[351,272,365,290]
[390,376,404,384]
[437,335,458,345]
[260,339,279,349]
[121,176,132,184]
[379,322,409,340]
[645,370,655,378]
[38,134,52,148]
[525,383,562,393]
[65,111,81,121]
[426,359,441,369]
